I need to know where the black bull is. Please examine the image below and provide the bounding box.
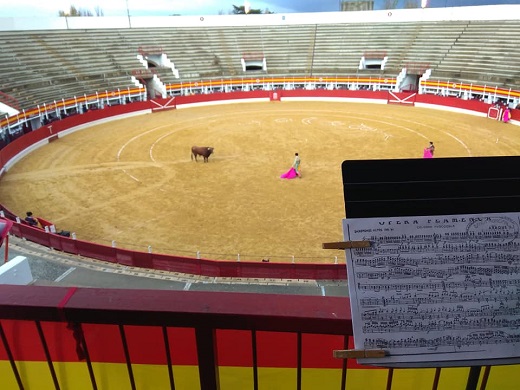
[191,146,214,162]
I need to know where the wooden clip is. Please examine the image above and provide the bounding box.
[333,349,387,359]
[322,241,371,250]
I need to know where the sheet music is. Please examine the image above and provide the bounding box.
[343,212,520,366]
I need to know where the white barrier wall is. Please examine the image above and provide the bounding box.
[0,5,518,31]
[0,256,33,285]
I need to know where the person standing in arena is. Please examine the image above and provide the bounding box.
[423,142,435,159]
[503,107,511,123]
[427,141,435,156]
[293,152,301,178]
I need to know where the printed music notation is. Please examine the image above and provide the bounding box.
[364,331,520,350]
[362,304,520,321]
[343,212,520,366]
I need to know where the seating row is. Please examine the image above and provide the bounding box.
[0,19,518,110]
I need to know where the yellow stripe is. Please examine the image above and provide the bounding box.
[0,361,201,390]
[485,365,520,389]
[132,364,200,390]
[219,367,343,389]
[392,367,469,390]
[2,362,519,389]
[212,366,520,390]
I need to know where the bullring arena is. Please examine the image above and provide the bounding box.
[1,6,520,390]
[1,100,518,263]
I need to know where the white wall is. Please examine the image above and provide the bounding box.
[0,5,518,31]
[0,102,19,116]
[0,256,33,285]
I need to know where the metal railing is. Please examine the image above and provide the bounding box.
[0,285,351,390]
[2,75,519,135]
[0,285,518,390]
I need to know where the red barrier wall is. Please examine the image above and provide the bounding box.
[175,90,269,105]
[0,102,150,169]
[1,90,517,280]
[0,126,50,168]
[416,94,492,113]
[281,89,389,100]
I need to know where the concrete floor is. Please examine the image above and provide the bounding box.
[4,234,348,297]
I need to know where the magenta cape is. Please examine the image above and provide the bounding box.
[503,109,510,122]
[423,148,433,159]
[280,167,298,179]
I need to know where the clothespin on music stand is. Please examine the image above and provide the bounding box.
[333,349,387,359]
[326,240,383,360]
[322,240,371,250]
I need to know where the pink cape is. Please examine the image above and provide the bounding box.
[280,167,298,179]
[423,148,433,159]
[503,109,510,122]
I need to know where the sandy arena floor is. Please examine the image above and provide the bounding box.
[1,101,518,263]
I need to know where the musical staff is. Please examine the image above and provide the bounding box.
[344,212,520,365]
[358,278,520,292]
[355,265,520,280]
[360,290,518,307]
[363,317,520,333]
[354,252,520,268]
[362,304,520,321]
[364,331,520,350]
[354,241,520,257]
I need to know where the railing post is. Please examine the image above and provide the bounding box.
[118,324,137,390]
[465,366,482,390]
[35,320,61,390]
[3,235,8,263]
[195,327,220,390]
[0,322,25,389]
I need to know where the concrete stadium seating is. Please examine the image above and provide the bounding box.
[0,18,519,110]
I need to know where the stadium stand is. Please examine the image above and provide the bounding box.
[432,20,520,85]
[1,7,520,389]
[1,12,519,110]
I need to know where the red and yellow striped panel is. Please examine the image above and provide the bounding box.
[1,320,519,389]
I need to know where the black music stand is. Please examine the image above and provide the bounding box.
[341,156,520,390]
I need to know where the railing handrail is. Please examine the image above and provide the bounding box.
[0,284,353,390]
[2,75,519,130]
[0,285,352,333]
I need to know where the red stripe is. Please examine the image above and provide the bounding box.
[58,287,78,309]
[57,287,78,322]
[0,320,381,369]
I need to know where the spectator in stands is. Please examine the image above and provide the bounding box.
[24,211,39,227]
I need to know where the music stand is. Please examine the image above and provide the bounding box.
[339,156,520,389]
